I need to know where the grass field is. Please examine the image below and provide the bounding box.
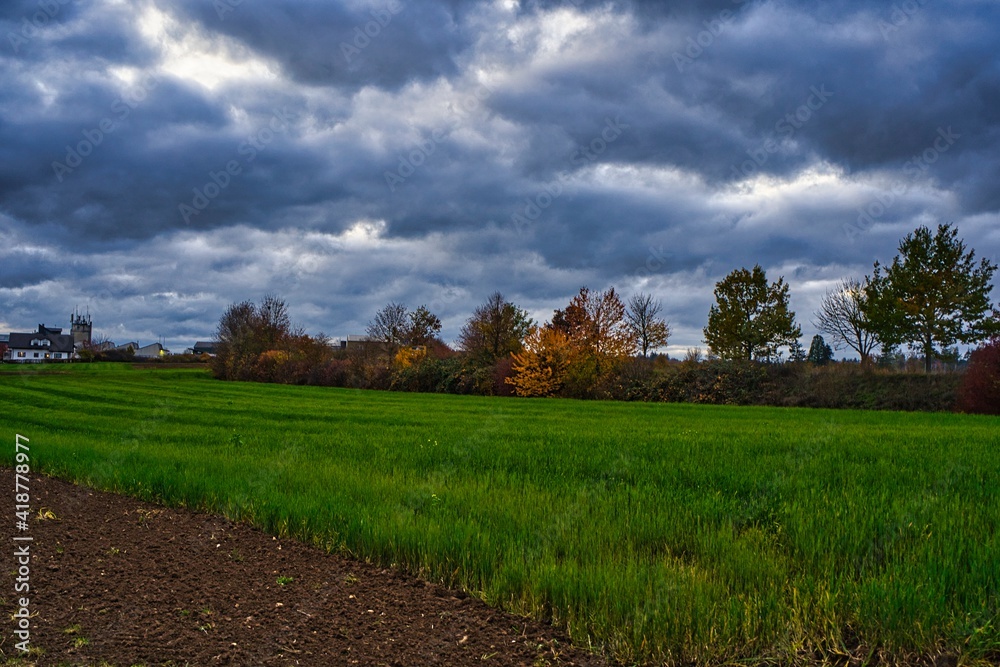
[1,364,998,665]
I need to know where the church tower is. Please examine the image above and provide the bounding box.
[71,309,92,347]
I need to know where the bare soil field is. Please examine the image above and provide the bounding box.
[1,471,608,667]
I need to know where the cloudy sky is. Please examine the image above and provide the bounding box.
[2,0,998,356]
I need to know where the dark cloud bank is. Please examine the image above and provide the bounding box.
[1,0,997,353]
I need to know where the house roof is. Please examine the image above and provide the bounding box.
[8,328,75,354]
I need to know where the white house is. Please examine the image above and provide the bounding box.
[5,325,76,363]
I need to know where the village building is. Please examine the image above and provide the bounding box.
[71,310,93,349]
[189,341,218,355]
[4,324,76,363]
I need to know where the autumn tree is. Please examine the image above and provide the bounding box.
[625,293,670,357]
[505,326,573,397]
[862,223,998,373]
[559,287,637,362]
[703,265,801,361]
[405,305,443,346]
[814,278,877,366]
[214,294,295,380]
[957,335,1000,414]
[458,292,533,364]
[544,287,636,395]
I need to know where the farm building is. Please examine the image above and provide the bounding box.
[115,341,170,358]
[135,342,170,358]
[190,341,218,355]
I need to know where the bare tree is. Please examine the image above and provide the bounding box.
[366,302,409,346]
[625,293,670,358]
[813,278,877,366]
[214,295,295,380]
[258,293,293,349]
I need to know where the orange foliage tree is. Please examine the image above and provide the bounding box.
[394,345,428,368]
[505,327,574,397]
[508,287,639,397]
[552,286,638,393]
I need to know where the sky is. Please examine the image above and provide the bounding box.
[1,0,998,357]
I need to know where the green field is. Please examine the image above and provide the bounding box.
[2,364,998,665]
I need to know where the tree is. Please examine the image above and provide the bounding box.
[863,223,998,373]
[806,334,834,365]
[703,265,802,361]
[625,293,670,358]
[367,302,442,349]
[366,302,409,346]
[957,336,1000,414]
[458,292,533,365]
[546,287,638,395]
[505,326,574,397]
[257,294,293,349]
[405,305,442,346]
[561,287,637,362]
[814,278,878,366]
[214,294,294,380]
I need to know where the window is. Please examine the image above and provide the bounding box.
[54,353,61,359]
[17,352,25,358]
[33,352,39,358]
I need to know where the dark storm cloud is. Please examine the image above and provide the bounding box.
[162,0,468,90]
[0,0,997,351]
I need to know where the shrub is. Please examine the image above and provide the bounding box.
[957,338,1000,414]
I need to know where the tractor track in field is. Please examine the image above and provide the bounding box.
[1,470,608,667]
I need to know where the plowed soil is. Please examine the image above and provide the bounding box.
[1,470,609,667]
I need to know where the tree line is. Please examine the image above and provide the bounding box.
[211,223,999,413]
[703,224,998,371]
